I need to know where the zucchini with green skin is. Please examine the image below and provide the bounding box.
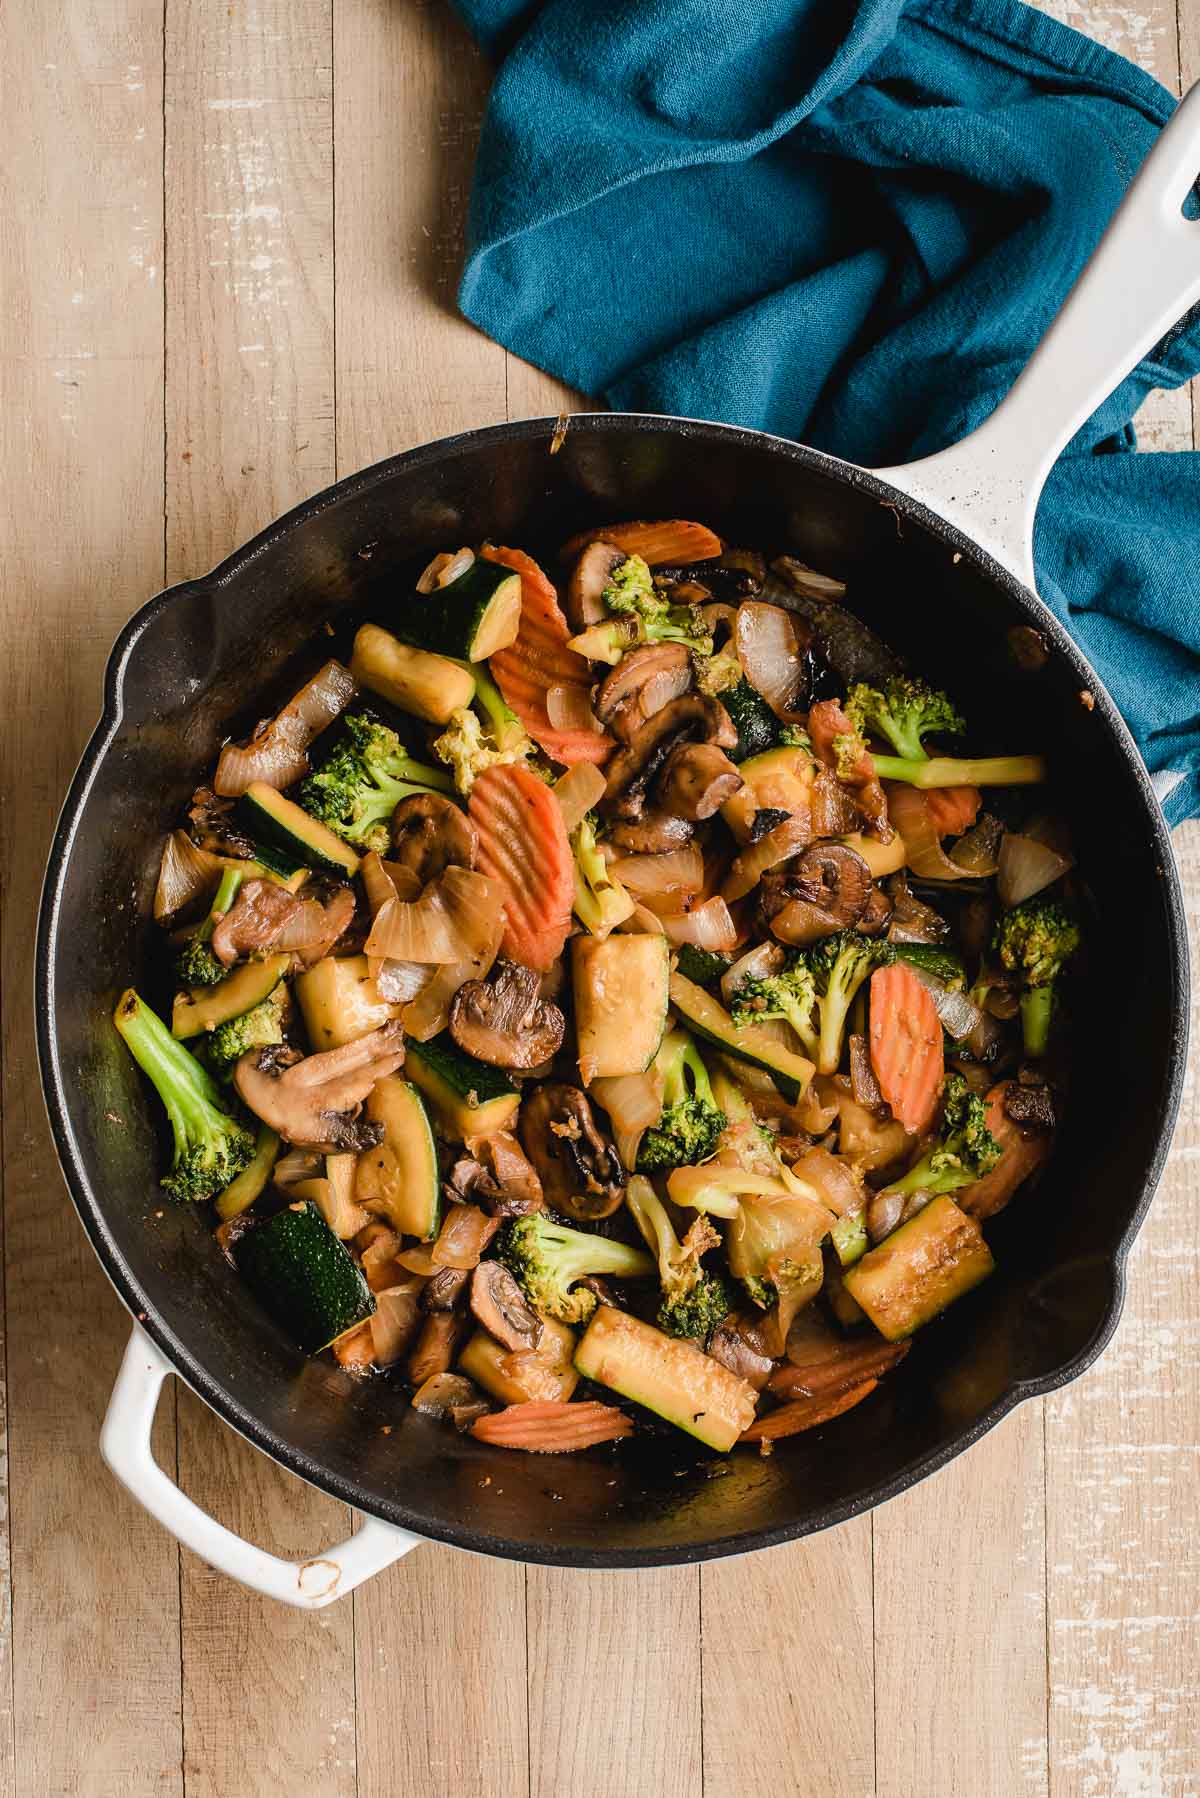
[236,782,361,878]
[891,944,966,988]
[722,678,782,761]
[830,1208,869,1267]
[843,1193,994,1340]
[350,622,475,725]
[402,559,523,662]
[354,1075,441,1239]
[668,971,813,1104]
[235,1200,375,1353]
[171,952,292,1039]
[573,933,670,1082]
[672,944,734,989]
[214,1123,280,1221]
[404,1032,520,1137]
[574,1306,756,1452]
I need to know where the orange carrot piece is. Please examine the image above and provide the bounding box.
[740,1378,879,1444]
[331,1319,376,1372]
[960,1080,1053,1221]
[869,962,944,1134]
[925,784,981,837]
[560,520,722,566]
[484,545,614,767]
[470,1400,633,1452]
[768,1338,908,1401]
[469,762,575,971]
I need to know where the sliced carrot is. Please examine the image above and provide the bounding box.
[484,545,614,767]
[925,784,981,837]
[768,1337,909,1401]
[740,1378,879,1444]
[470,1400,633,1452]
[868,962,943,1134]
[960,1080,1053,1221]
[469,762,575,971]
[559,519,722,566]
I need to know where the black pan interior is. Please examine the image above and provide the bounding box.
[36,416,1188,1566]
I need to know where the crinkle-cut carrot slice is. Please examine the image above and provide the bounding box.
[868,961,943,1135]
[559,520,722,565]
[470,1400,633,1452]
[740,1378,879,1444]
[768,1337,908,1401]
[483,545,613,767]
[468,762,574,972]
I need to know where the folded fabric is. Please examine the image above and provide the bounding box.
[452,0,1200,823]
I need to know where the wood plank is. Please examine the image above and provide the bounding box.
[161,0,355,1792]
[703,1523,875,1797]
[333,9,526,1796]
[0,0,184,1794]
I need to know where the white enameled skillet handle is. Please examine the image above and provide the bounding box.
[102,1327,422,1607]
[875,80,1200,588]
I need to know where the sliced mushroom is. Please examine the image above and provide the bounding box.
[594,643,692,743]
[469,1260,544,1353]
[707,1313,775,1390]
[233,1022,405,1152]
[519,1084,625,1221]
[422,1264,471,1311]
[449,962,565,1069]
[566,539,626,631]
[444,1132,544,1218]
[608,809,695,854]
[210,877,302,966]
[390,792,477,883]
[601,694,737,819]
[784,844,873,927]
[855,882,893,937]
[658,741,743,822]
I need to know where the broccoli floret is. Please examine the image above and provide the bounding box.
[567,555,714,665]
[778,723,812,749]
[845,677,965,763]
[496,1214,654,1325]
[433,704,532,795]
[624,1174,730,1343]
[668,1161,829,1319]
[692,643,743,696]
[880,1071,1001,1205]
[636,1031,727,1172]
[300,713,455,850]
[729,954,820,1061]
[993,900,1082,1057]
[175,866,244,989]
[571,813,635,937]
[113,988,255,1201]
[806,932,896,1075]
[204,987,288,1075]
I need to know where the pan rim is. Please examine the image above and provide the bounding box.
[35,411,1190,1568]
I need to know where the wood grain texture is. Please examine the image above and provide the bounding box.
[0,0,184,1793]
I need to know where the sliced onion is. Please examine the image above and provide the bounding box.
[274,887,356,966]
[417,547,474,593]
[659,897,738,951]
[721,940,785,1009]
[553,763,606,834]
[591,1068,665,1172]
[402,910,505,1040]
[375,960,434,1004]
[369,1280,424,1367]
[848,1035,887,1114]
[905,961,986,1042]
[396,1244,438,1276]
[214,659,355,797]
[360,852,398,919]
[786,1145,865,1220]
[154,829,226,922]
[609,843,704,901]
[366,867,502,966]
[412,1371,479,1417]
[997,831,1074,906]
[736,602,808,719]
[615,903,667,936]
[431,1204,498,1271]
[769,898,842,946]
[949,813,1002,877]
[771,557,847,601]
[547,685,603,734]
[722,815,811,903]
[885,783,970,881]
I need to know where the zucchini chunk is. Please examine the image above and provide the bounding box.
[572,934,670,1082]
[349,622,475,724]
[459,1318,579,1405]
[574,1306,756,1452]
[844,1194,995,1340]
[668,971,813,1103]
[722,678,782,762]
[720,746,815,843]
[403,559,522,662]
[354,1075,441,1240]
[235,1200,375,1353]
[172,952,291,1039]
[237,781,361,878]
[404,1032,520,1138]
[295,953,400,1051]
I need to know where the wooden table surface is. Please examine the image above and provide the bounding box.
[2,0,1197,1792]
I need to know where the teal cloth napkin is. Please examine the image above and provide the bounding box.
[454,0,1200,822]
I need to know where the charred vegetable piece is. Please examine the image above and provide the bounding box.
[355,1075,441,1239]
[574,1306,757,1452]
[404,1032,520,1138]
[721,678,783,761]
[741,1377,880,1443]
[236,1200,375,1353]
[843,1193,994,1340]
[403,556,523,662]
[572,933,670,1083]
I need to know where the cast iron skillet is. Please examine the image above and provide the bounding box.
[35,92,1200,1582]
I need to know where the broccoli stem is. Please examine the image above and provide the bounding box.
[209,866,244,924]
[1019,985,1055,1058]
[114,989,252,1200]
[869,753,1046,788]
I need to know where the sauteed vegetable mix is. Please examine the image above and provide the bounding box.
[115,523,1080,1456]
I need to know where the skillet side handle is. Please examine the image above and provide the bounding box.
[875,81,1200,588]
[101,1326,422,1608]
